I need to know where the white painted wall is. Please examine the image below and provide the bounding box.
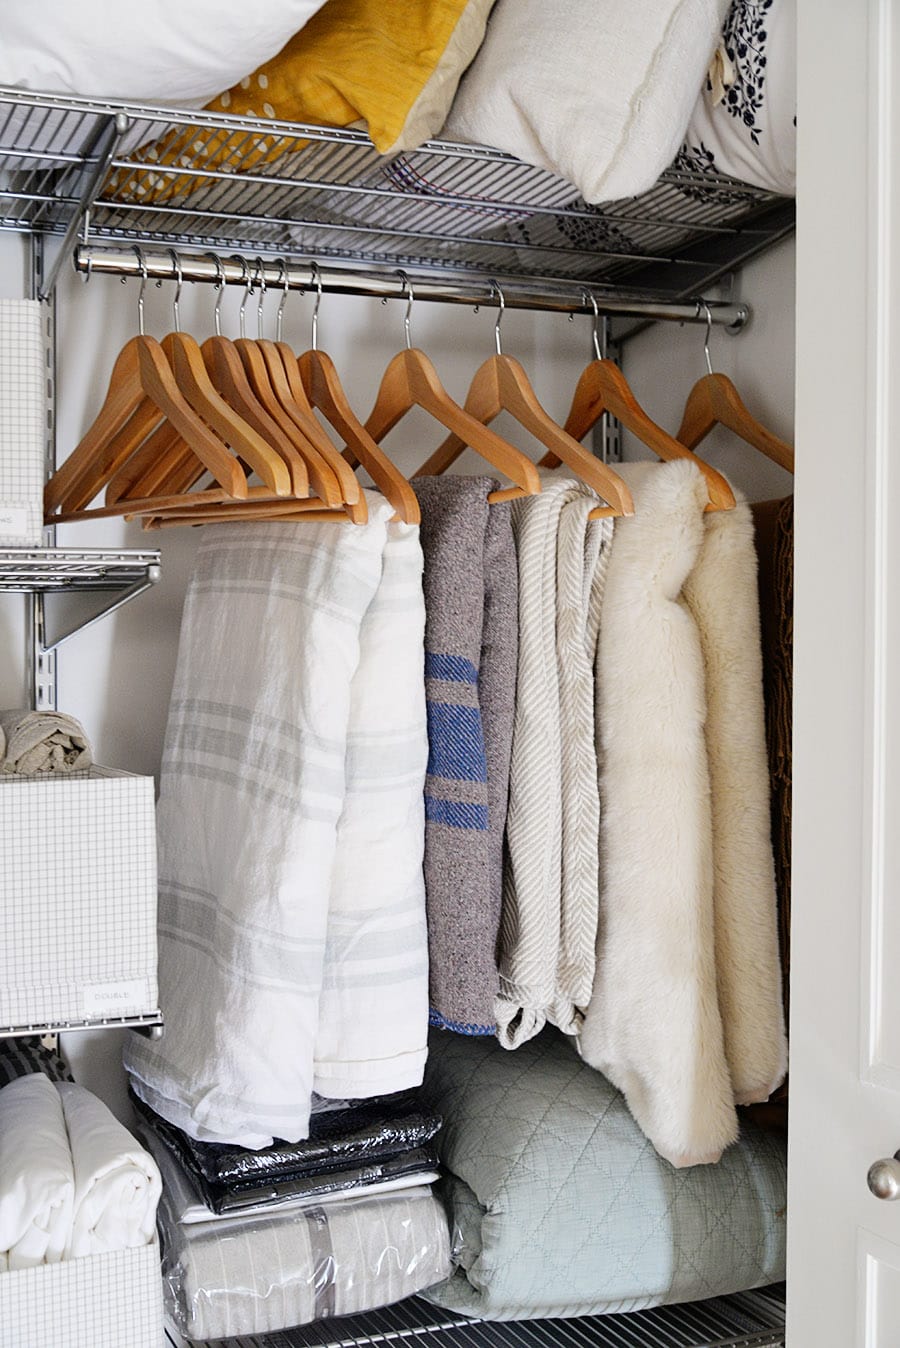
[0,230,795,1114]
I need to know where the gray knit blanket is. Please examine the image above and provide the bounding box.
[412,476,518,1036]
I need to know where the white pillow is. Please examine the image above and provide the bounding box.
[681,0,796,196]
[0,0,329,105]
[443,0,730,204]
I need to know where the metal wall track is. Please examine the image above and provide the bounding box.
[0,89,794,301]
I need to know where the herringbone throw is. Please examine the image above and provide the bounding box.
[496,476,613,1049]
[412,476,518,1036]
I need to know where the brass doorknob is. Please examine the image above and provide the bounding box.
[868,1155,900,1200]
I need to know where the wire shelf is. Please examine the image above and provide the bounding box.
[180,1286,786,1348]
[0,547,160,591]
[0,89,795,299]
[0,1011,163,1040]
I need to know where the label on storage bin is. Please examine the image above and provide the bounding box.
[82,980,149,1018]
[0,504,29,538]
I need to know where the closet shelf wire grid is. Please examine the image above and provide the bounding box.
[166,1286,785,1348]
[0,89,795,298]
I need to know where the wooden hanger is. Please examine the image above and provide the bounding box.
[233,258,350,512]
[255,260,368,524]
[362,272,542,503]
[539,294,736,513]
[102,251,298,513]
[295,262,420,525]
[44,251,251,519]
[676,302,794,473]
[122,254,313,508]
[419,284,633,520]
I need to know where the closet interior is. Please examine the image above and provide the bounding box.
[0,57,795,1348]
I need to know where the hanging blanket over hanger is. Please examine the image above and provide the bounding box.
[497,477,613,1048]
[578,461,785,1167]
[682,485,787,1107]
[412,476,518,1037]
[125,496,429,1148]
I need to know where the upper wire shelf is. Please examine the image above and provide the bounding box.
[0,88,795,300]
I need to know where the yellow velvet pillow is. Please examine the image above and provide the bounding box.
[114,0,495,205]
[207,0,495,154]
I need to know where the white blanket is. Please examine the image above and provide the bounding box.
[125,496,429,1146]
[578,462,739,1168]
[497,478,612,1047]
[57,1083,161,1258]
[0,1075,73,1269]
[444,0,729,204]
[682,489,787,1105]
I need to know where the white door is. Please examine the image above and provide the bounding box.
[788,1,900,1342]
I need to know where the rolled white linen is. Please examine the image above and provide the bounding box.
[0,1074,74,1269]
[0,708,92,775]
[57,1083,161,1258]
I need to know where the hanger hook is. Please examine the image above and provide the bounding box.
[276,258,290,343]
[582,290,602,361]
[236,256,252,339]
[168,248,182,333]
[490,280,505,355]
[310,261,323,351]
[395,269,413,350]
[80,252,93,286]
[697,299,714,376]
[132,245,147,336]
[205,252,225,336]
[254,258,267,340]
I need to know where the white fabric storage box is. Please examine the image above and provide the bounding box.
[0,766,158,1030]
[0,299,46,548]
[0,1239,162,1348]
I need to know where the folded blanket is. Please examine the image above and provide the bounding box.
[444,0,729,204]
[578,461,738,1168]
[421,1029,786,1320]
[134,1089,440,1187]
[0,1075,73,1269]
[682,487,787,1107]
[498,478,612,1047]
[57,1082,160,1258]
[412,477,517,1037]
[126,497,429,1145]
[144,1109,438,1214]
[158,1177,452,1340]
[0,709,92,775]
[140,1123,438,1226]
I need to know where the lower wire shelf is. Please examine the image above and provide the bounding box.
[164,1285,786,1348]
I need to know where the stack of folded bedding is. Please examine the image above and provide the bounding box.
[0,1074,161,1272]
[132,1089,442,1215]
[136,1091,451,1339]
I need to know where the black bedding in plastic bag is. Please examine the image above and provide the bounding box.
[131,1090,442,1212]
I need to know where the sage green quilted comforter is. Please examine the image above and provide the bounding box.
[420,1029,786,1320]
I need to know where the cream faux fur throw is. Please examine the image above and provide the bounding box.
[578,460,786,1169]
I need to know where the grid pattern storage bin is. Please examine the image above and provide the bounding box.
[0,1238,163,1348]
[0,765,158,1030]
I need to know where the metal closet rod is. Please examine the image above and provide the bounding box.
[71,244,750,329]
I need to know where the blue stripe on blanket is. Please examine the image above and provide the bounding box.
[429,1006,495,1036]
[426,702,488,783]
[425,796,489,830]
[425,652,479,684]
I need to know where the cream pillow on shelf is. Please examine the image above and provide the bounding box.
[443,0,731,204]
